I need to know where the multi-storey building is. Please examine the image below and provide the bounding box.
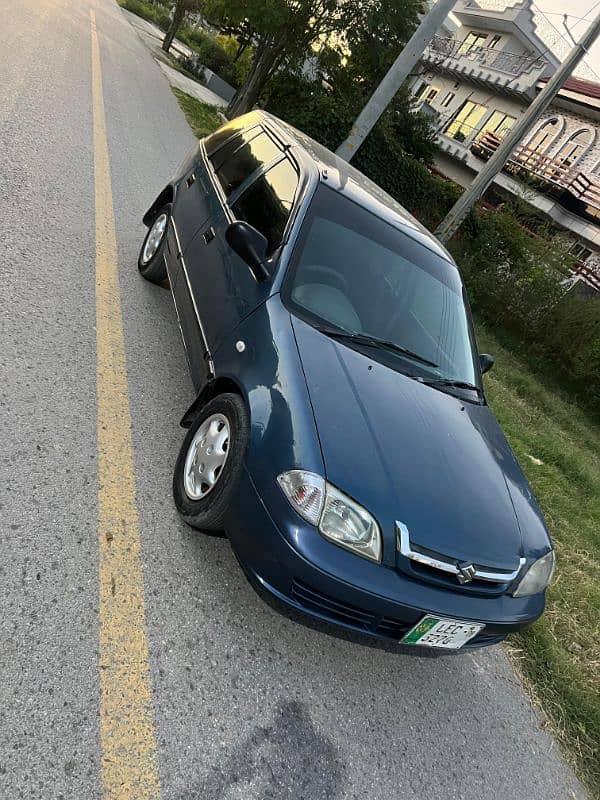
[411,0,600,290]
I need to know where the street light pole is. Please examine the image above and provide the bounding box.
[335,0,458,162]
[434,11,600,244]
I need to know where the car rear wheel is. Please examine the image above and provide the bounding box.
[172,393,249,532]
[138,204,170,283]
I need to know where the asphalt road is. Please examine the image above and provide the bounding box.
[0,2,586,798]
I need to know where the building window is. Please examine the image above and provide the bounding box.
[418,85,439,103]
[441,91,455,108]
[412,80,428,99]
[554,128,595,168]
[459,32,487,55]
[479,110,516,140]
[489,35,502,49]
[570,243,592,262]
[525,117,564,155]
[444,100,488,142]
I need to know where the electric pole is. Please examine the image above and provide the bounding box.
[335,0,458,162]
[435,11,600,243]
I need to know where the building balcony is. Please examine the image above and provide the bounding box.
[471,130,600,219]
[422,35,548,96]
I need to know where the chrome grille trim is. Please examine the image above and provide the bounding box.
[395,522,525,585]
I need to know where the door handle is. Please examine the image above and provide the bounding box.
[203,226,215,244]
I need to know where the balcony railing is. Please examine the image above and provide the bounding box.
[471,131,600,211]
[424,34,547,76]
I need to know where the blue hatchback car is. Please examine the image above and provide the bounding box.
[138,110,555,651]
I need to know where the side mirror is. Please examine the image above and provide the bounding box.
[225,221,269,281]
[479,353,494,374]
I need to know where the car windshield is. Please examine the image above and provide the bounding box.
[284,186,479,387]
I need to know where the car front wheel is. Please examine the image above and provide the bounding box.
[138,204,170,283]
[172,393,250,531]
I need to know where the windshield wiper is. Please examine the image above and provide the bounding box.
[317,326,438,368]
[420,378,483,395]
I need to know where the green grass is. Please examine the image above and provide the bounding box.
[477,322,600,797]
[171,89,223,139]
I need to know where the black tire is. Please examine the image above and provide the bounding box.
[138,204,170,284]
[173,393,250,532]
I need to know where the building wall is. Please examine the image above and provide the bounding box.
[413,71,529,146]
[416,72,600,173]
[522,110,599,172]
[411,2,600,285]
[411,74,600,278]
[455,27,530,60]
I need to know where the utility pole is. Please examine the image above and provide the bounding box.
[335,0,458,162]
[435,11,600,243]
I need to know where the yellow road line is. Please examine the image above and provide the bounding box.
[91,10,161,799]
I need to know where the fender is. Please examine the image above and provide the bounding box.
[179,376,245,428]
[143,142,202,226]
[142,184,176,227]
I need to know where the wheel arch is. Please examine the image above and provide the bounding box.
[142,184,175,227]
[180,377,246,428]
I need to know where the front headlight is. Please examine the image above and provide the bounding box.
[277,470,382,563]
[512,550,555,597]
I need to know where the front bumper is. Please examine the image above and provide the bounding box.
[225,467,544,649]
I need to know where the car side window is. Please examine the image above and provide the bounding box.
[209,130,282,198]
[231,158,299,256]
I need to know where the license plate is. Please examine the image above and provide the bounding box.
[401,615,485,649]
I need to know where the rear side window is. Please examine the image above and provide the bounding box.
[231,158,299,255]
[209,130,281,197]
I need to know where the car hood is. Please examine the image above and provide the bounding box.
[291,316,547,570]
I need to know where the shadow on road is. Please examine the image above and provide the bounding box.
[185,699,345,800]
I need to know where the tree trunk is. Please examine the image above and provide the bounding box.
[227,43,278,117]
[162,3,186,53]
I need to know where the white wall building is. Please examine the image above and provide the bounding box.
[411,0,600,290]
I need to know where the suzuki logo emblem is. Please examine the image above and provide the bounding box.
[457,562,477,584]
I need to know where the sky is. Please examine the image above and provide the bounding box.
[535,0,600,79]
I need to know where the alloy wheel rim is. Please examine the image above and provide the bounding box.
[183,413,231,500]
[141,213,167,264]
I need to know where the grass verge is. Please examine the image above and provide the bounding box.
[477,322,599,797]
[171,89,223,139]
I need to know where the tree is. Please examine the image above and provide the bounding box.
[204,0,421,117]
[204,0,425,117]
[162,0,203,53]
[341,1,423,95]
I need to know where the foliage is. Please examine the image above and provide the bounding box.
[332,2,422,94]
[171,88,223,137]
[449,209,569,338]
[216,35,253,87]
[162,0,204,53]
[118,0,171,30]
[449,211,600,414]
[178,25,212,50]
[543,291,600,410]
[264,72,451,225]
[204,0,424,115]
[178,32,249,88]
[477,323,600,797]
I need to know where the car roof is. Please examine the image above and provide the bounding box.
[231,110,456,267]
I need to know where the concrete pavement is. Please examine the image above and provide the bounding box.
[155,60,227,108]
[0,1,586,798]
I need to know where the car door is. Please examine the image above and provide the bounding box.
[170,143,214,256]
[183,129,300,354]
